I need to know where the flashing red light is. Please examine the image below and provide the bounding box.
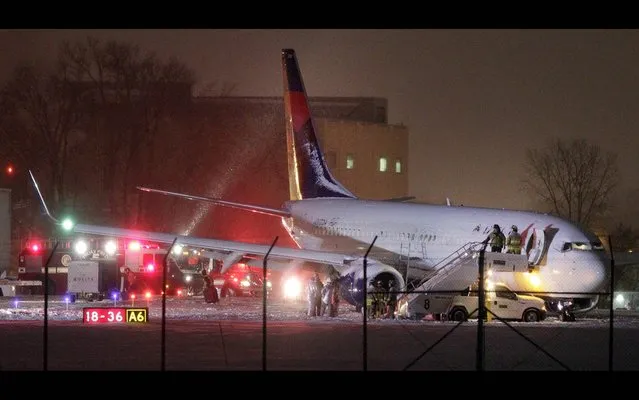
[6,165,14,175]
[145,291,151,299]
[177,289,183,296]
[146,263,155,272]
[130,294,136,299]
[30,244,40,252]
[128,241,141,251]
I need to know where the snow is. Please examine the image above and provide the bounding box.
[1,294,637,327]
[0,294,365,322]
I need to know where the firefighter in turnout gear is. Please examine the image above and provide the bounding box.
[371,280,387,318]
[306,273,323,317]
[488,224,506,253]
[506,225,523,254]
[202,268,219,304]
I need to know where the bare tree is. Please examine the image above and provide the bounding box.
[57,37,195,226]
[523,138,619,227]
[0,62,86,211]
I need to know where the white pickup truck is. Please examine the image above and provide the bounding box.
[400,281,547,322]
[446,282,547,322]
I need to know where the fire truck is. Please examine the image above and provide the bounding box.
[17,237,121,298]
[118,240,198,299]
[16,236,274,300]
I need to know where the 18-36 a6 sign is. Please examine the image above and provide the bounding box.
[83,307,148,324]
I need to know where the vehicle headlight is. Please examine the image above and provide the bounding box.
[240,280,250,287]
[266,281,272,288]
[185,275,192,283]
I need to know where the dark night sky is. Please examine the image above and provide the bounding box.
[1,29,638,229]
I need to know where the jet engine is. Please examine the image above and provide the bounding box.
[336,261,405,309]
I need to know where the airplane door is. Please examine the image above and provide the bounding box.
[524,228,546,265]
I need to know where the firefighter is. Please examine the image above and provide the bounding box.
[320,277,332,316]
[306,273,323,316]
[365,284,374,318]
[329,278,340,317]
[202,268,219,304]
[371,280,386,319]
[385,279,398,319]
[506,225,522,254]
[488,224,506,253]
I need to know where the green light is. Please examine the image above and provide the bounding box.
[61,218,74,231]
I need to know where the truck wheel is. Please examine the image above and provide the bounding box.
[523,309,540,322]
[449,307,468,322]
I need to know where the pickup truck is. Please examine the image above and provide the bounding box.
[447,282,547,322]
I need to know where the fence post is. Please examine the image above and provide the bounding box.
[263,236,278,371]
[476,243,487,371]
[161,237,178,372]
[43,240,59,372]
[363,235,378,372]
[608,235,614,372]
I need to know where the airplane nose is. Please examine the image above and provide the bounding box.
[579,252,609,292]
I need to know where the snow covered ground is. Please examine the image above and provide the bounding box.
[1,293,638,326]
[2,294,639,371]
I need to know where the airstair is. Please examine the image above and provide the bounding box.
[397,243,531,319]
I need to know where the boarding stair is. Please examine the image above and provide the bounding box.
[397,242,531,319]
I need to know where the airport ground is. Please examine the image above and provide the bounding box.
[1,295,639,371]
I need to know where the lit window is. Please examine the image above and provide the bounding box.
[395,159,402,173]
[346,154,354,169]
[379,157,387,172]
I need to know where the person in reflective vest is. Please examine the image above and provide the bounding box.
[506,225,522,254]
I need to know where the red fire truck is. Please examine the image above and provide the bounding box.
[16,236,274,300]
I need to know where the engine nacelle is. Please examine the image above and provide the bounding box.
[337,261,405,308]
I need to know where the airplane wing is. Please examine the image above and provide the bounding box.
[136,186,290,218]
[29,170,358,274]
[71,223,358,273]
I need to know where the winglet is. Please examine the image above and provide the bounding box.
[28,170,60,225]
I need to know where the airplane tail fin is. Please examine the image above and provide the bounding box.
[282,49,356,201]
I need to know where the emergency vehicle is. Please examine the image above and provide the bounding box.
[17,237,121,298]
[16,236,274,300]
[120,242,273,299]
[119,240,194,298]
[397,280,547,322]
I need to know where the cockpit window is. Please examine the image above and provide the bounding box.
[562,241,605,252]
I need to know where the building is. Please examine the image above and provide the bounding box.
[194,96,409,200]
[315,118,408,200]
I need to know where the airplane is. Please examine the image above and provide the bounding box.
[28,48,610,316]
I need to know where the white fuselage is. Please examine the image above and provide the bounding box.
[280,198,609,298]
